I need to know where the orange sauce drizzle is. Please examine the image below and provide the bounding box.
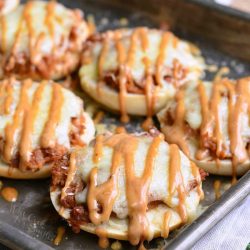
[44,1,56,56]
[118,73,129,123]
[1,187,18,202]
[2,1,65,79]
[95,29,177,124]
[0,15,6,52]
[97,36,109,96]
[87,134,162,245]
[199,79,249,180]
[23,2,35,62]
[168,144,187,223]
[96,29,171,123]
[196,81,209,157]
[228,79,249,182]
[61,133,204,246]
[41,83,64,148]
[191,162,204,199]
[156,32,170,86]
[4,81,13,115]
[0,78,14,115]
[98,38,109,79]
[88,165,119,224]
[211,82,223,156]
[19,82,46,168]
[86,14,96,34]
[138,241,146,250]
[0,81,6,106]
[53,226,65,246]
[162,90,189,156]
[0,79,6,93]
[1,2,39,75]
[45,1,56,38]
[114,31,126,64]
[93,134,104,164]
[126,29,139,68]
[87,133,125,225]
[3,79,32,163]
[142,55,154,131]
[95,227,109,249]
[161,211,171,238]
[164,78,250,182]
[213,180,221,200]
[1,79,69,170]
[117,29,140,123]
[144,74,154,119]
[11,2,26,55]
[198,81,224,157]
[4,1,57,60]
[126,135,161,245]
[164,77,250,181]
[114,31,129,123]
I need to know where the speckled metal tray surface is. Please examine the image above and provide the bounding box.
[1,0,250,250]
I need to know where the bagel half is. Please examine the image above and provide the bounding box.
[0,78,95,179]
[0,0,89,80]
[79,27,204,122]
[0,0,19,15]
[50,132,204,247]
[157,77,250,176]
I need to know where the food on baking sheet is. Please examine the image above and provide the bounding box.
[0,0,19,15]
[0,78,95,179]
[50,131,204,247]
[79,27,204,123]
[157,77,250,178]
[0,0,89,80]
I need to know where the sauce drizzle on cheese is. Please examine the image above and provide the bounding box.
[0,1,87,79]
[3,79,32,163]
[213,180,221,200]
[19,81,46,169]
[93,134,104,164]
[169,144,187,223]
[0,15,6,52]
[161,211,171,238]
[61,133,203,247]
[162,89,189,156]
[53,226,65,246]
[156,32,170,86]
[0,78,85,171]
[96,28,180,123]
[162,77,250,180]
[41,83,64,148]
[0,78,14,115]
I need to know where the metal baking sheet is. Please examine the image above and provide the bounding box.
[1,0,250,249]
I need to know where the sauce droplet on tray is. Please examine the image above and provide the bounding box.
[53,226,66,246]
[213,180,221,200]
[1,187,18,202]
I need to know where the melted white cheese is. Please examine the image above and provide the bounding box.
[80,28,204,91]
[0,79,94,158]
[160,81,250,152]
[75,135,201,219]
